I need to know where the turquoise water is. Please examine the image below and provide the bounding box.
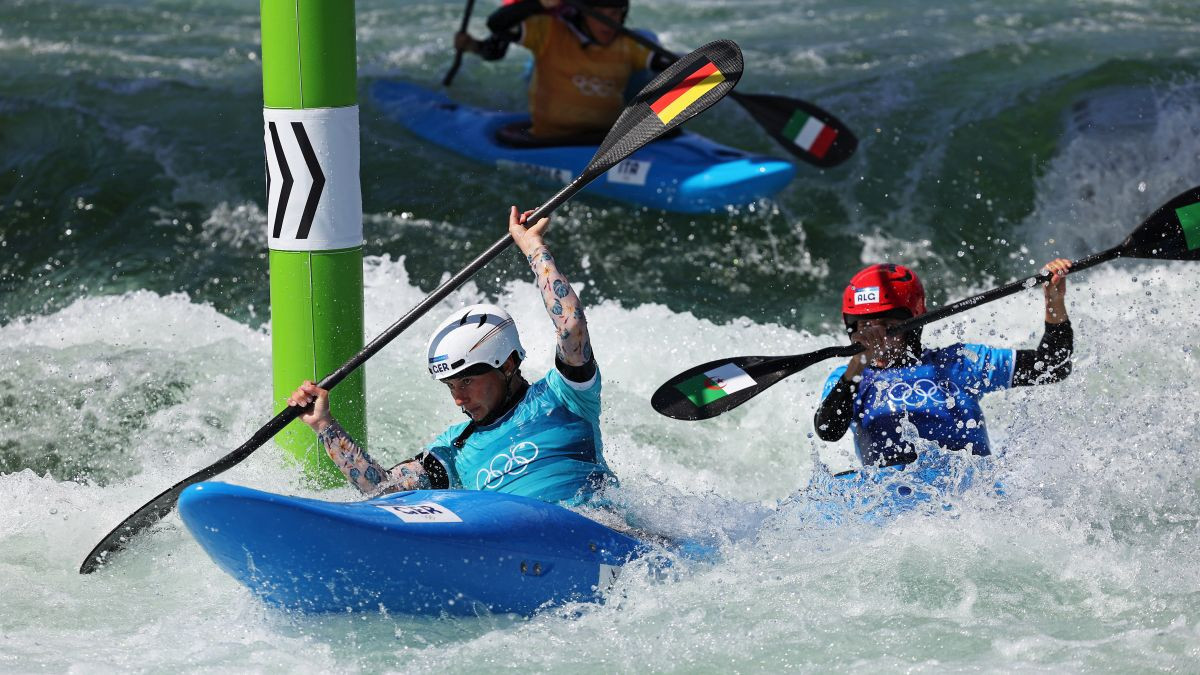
[2,0,1199,671]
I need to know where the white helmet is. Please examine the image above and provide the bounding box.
[426,304,526,380]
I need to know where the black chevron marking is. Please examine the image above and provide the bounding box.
[291,121,325,240]
[268,121,292,239]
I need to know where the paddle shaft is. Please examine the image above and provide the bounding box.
[320,180,587,392]
[652,245,1125,421]
[885,246,1121,339]
[655,181,1200,421]
[205,185,581,453]
[442,0,476,86]
[81,38,745,572]
[224,174,588,457]
[772,248,1123,367]
[216,175,585,442]
[801,247,1126,365]
[77,173,593,574]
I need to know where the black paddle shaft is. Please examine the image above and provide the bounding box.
[650,248,1120,421]
[442,0,476,86]
[76,176,590,575]
[318,181,586,394]
[79,40,746,574]
[883,246,1122,340]
[653,183,1200,421]
[880,183,1200,339]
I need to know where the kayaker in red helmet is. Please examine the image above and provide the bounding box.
[454,0,672,141]
[814,259,1074,467]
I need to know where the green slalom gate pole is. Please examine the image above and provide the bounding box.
[261,0,366,484]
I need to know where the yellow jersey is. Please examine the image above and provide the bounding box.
[519,14,653,138]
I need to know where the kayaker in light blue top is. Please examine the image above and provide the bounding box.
[815,260,1074,467]
[288,206,612,506]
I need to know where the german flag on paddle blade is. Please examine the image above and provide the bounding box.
[586,41,740,176]
[649,58,727,125]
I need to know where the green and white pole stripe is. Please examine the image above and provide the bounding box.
[261,0,366,484]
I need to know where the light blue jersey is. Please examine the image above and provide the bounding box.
[821,343,1015,466]
[426,366,612,505]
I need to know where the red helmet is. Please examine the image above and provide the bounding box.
[841,264,926,324]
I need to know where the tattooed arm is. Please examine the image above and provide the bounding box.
[507,206,593,369]
[287,381,437,495]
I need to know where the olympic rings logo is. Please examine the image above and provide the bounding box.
[476,441,540,489]
[885,378,960,407]
[572,74,619,98]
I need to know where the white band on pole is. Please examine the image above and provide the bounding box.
[264,106,363,251]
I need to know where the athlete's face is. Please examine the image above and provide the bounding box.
[444,370,507,421]
[850,317,914,367]
[584,8,624,46]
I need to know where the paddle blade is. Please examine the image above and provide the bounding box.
[79,406,296,573]
[585,40,743,175]
[1120,185,1200,261]
[652,346,856,421]
[733,92,857,168]
[79,479,192,573]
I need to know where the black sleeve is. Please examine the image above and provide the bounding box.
[475,35,512,61]
[475,0,543,60]
[555,353,597,384]
[420,453,451,489]
[1013,321,1074,386]
[388,452,451,489]
[814,376,856,442]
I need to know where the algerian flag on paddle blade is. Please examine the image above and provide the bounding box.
[674,363,757,407]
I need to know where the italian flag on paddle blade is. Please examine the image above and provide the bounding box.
[1177,201,1200,251]
[675,363,757,407]
[782,110,838,159]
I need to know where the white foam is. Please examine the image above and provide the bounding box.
[0,290,265,351]
[1018,81,1200,257]
[3,226,1198,674]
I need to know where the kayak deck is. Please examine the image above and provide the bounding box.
[179,482,645,616]
[370,80,796,213]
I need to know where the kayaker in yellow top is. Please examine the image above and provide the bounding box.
[455,0,671,141]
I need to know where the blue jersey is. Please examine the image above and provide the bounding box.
[425,366,612,505]
[821,343,1015,466]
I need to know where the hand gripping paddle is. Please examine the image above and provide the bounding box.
[652,185,1200,421]
[80,40,745,574]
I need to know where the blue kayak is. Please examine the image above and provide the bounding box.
[370,80,797,213]
[179,455,984,615]
[786,450,994,526]
[178,482,644,616]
